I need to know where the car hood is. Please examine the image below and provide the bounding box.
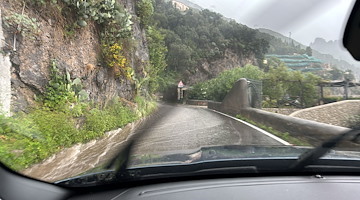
[56,145,360,187]
[128,145,360,167]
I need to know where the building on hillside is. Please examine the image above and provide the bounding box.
[172,1,189,11]
[265,54,323,72]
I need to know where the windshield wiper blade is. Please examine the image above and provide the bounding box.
[105,140,135,177]
[290,129,360,171]
[104,104,173,180]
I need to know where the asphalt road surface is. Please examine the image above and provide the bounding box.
[132,104,286,155]
[23,104,287,182]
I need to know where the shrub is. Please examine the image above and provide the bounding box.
[136,0,154,27]
[3,12,40,38]
[188,65,264,101]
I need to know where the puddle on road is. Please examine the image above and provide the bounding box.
[21,122,139,183]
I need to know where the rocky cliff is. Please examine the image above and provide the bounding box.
[0,0,149,113]
[187,50,257,85]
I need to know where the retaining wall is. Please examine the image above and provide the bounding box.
[207,79,351,146]
[290,100,360,127]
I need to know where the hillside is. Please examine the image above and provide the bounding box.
[258,28,360,80]
[258,28,306,50]
[0,0,155,114]
[152,0,269,84]
[0,0,165,172]
[171,0,203,10]
[310,38,357,65]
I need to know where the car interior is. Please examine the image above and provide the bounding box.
[1,0,360,200]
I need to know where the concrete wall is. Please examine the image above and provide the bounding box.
[208,101,222,111]
[240,108,350,146]
[186,100,209,106]
[290,100,360,127]
[211,78,249,115]
[0,10,12,116]
[207,79,351,146]
[262,108,301,115]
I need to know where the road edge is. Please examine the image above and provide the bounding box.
[208,109,291,146]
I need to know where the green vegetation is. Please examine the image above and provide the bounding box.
[3,11,40,38]
[145,27,169,93]
[23,0,134,79]
[263,58,322,108]
[188,65,264,101]
[0,100,140,171]
[42,60,88,112]
[136,0,154,28]
[189,60,322,108]
[102,42,133,79]
[257,30,311,56]
[134,0,171,93]
[236,115,311,146]
[265,54,322,72]
[0,61,156,171]
[151,0,269,82]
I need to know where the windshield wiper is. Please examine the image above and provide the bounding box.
[105,140,135,178]
[290,129,360,171]
[105,104,173,179]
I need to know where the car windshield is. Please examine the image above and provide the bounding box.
[0,0,360,185]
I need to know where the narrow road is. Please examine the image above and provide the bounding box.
[132,104,285,155]
[23,104,286,182]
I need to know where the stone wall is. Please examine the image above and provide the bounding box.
[262,108,301,116]
[290,100,360,128]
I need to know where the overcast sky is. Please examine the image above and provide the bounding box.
[189,0,355,46]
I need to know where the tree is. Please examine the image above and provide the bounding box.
[305,46,312,56]
[167,43,195,72]
[136,0,154,27]
[147,27,168,93]
[262,59,321,107]
[188,65,264,101]
[263,63,290,104]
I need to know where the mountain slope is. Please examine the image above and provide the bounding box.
[258,28,306,50]
[259,28,360,79]
[310,38,359,67]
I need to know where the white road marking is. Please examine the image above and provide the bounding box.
[208,109,291,146]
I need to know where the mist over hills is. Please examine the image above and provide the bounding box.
[174,0,360,79]
[310,38,359,66]
[259,30,360,79]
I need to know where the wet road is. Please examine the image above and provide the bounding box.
[132,104,286,155]
[23,104,286,182]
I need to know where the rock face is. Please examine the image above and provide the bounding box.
[0,0,149,113]
[187,50,257,85]
[0,10,11,116]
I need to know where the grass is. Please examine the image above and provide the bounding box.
[0,96,156,171]
[236,115,311,146]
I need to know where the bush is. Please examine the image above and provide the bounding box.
[134,95,157,117]
[322,97,342,104]
[0,96,153,171]
[82,101,136,139]
[0,110,79,170]
[136,0,154,27]
[188,65,264,101]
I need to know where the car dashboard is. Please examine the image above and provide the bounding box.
[68,175,360,200]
